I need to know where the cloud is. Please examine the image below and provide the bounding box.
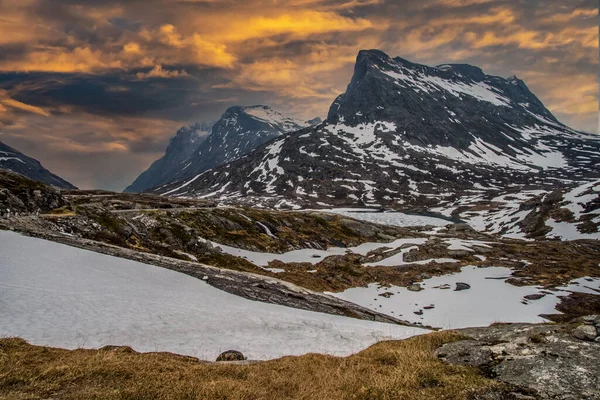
[0,0,596,191]
[0,90,50,116]
[135,65,190,79]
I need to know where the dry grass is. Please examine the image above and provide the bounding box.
[0,332,501,400]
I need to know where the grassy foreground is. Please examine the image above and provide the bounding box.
[0,332,502,400]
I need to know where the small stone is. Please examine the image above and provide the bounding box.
[312,254,322,258]
[414,310,423,315]
[524,293,545,301]
[423,305,435,310]
[572,324,597,341]
[216,350,246,362]
[202,276,209,281]
[454,282,471,291]
[435,284,451,290]
[407,283,423,292]
[378,291,394,298]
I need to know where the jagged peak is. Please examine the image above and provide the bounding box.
[215,104,307,133]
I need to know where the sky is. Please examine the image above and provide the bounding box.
[0,0,597,191]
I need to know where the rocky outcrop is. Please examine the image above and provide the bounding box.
[435,321,600,399]
[0,170,68,215]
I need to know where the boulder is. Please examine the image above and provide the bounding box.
[407,283,423,292]
[572,324,597,341]
[216,350,246,362]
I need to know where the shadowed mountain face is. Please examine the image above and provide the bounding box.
[124,123,210,193]
[0,141,76,189]
[153,50,600,208]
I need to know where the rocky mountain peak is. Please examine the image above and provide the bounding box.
[166,123,208,152]
[221,105,308,134]
[328,49,559,139]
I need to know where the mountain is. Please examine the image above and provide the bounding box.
[154,50,600,208]
[0,141,76,189]
[165,105,311,184]
[124,123,210,193]
[128,106,312,193]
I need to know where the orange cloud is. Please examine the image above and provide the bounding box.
[0,47,122,73]
[136,65,189,79]
[0,92,50,117]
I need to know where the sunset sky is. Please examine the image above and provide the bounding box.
[0,0,597,190]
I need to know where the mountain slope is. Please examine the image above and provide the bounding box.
[154,50,600,208]
[124,123,210,193]
[0,141,76,189]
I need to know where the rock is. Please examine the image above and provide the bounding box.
[407,284,423,292]
[434,284,452,290]
[423,305,435,310]
[312,254,322,258]
[582,315,599,325]
[523,293,545,301]
[572,324,597,341]
[100,345,136,353]
[414,310,423,315]
[216,350,246,362]
[454,282,471,291]
[436,323,600,399]
[378,291,394,298]
[434,340,492,368]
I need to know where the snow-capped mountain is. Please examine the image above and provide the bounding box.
[124,123,210,193]
[0,141,76,189]
[154,105,312,188]
[154,50,600,208]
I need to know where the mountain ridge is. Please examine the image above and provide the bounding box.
[0,141,76,189]
[152,49,600,209]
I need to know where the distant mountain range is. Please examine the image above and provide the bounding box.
[126,106,319,193]
[0,141,76,189]
[151,49,600,209]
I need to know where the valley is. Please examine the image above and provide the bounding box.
[1,47,599,399]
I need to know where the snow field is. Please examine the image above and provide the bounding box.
[0,230,427,360]
[330,266,600,329]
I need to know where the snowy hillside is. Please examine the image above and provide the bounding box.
[0,141,76,189]
[432,180,600,240]
[0,230,426,360]
[153,50,600,209]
